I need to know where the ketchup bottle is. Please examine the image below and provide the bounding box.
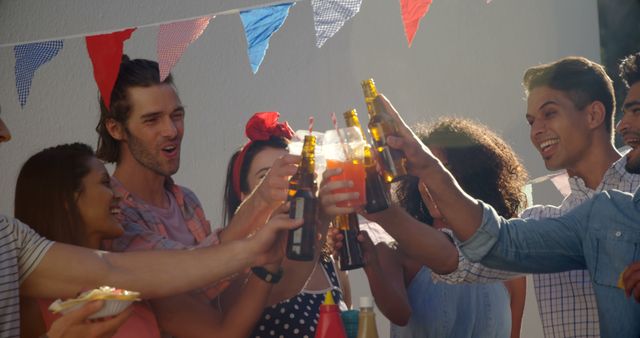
[315,291,347,338]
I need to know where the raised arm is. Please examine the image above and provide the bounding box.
[20,215,302,300]
[360,205,458,274]
[359,232,411,326]
[374,94,484,241]
[219,154,300,243]
[459,201,588,273]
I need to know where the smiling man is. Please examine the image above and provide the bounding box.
[94,56,304,337]
[431,56,640,338]
[617,52,640,173]
[0,106,300,338]
[367,72,640,335]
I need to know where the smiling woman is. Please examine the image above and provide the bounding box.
[14,143,161,338]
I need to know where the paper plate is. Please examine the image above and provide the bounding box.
[49,286,140,319]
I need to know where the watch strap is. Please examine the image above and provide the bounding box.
[251,266,284,284]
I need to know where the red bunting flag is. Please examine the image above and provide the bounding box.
[157,16,213,81]
[86,28,136,110]
[400,0,432,47]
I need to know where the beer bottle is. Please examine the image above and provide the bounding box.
[361,79,408,183]
[286,135,318,261]
[334,213,365,271]
[343,109,389,213]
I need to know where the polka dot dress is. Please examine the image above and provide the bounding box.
[250,258,343,338]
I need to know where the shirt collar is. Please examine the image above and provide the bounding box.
[110,176,176,202]
[567,156,629,194]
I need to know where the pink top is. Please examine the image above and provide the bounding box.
[38,299,161,338]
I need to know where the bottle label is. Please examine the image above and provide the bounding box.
[293,197,305,220]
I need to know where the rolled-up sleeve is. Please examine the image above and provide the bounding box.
[459,199,589,274]
[458,201,502,262]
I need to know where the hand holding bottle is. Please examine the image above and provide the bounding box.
[249,211,304,267]
[253,154,301,208]
[373,94,442,178]
[319,167,360,219]
[328,229,379,267]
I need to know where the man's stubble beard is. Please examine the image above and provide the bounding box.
[125,128,179,177]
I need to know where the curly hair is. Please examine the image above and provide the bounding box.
[619,52,640,89]
[396,118,529,225]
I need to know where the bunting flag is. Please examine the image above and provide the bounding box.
[523,184,533,207]
[240,3,294,74]
[157,16,213,81]
[400,0,433,47]
[550,171,571,198]
[14,40,63,107]
[86,28,136,109]
[311,0,362,48]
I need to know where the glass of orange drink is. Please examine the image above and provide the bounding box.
[323,127,366,207]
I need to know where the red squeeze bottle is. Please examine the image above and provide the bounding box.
[315,291,347,338]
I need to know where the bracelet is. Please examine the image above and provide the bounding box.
[251,266,284,284]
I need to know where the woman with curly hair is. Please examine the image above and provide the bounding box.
[341,118,528,338]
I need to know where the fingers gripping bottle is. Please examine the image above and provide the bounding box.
[286,135,318,261]
[343,109,390,213]
[361,79,408,183]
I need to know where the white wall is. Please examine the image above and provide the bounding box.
[0,0,601,336]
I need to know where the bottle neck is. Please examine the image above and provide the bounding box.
[360,307,374,313]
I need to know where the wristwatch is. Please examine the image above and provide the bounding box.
[251,266,284,284]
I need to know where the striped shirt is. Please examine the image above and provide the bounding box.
[434,156,640,337]
[0,215,53,338]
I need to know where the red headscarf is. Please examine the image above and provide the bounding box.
[232,112,294,198]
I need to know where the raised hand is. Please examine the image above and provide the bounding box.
[249,210,303,267]
[319,168,359,218]
[374,94,441,177]
[253,154,300,208]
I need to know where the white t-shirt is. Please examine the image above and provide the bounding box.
[0,215,53,338]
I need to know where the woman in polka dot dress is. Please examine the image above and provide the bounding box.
[220,112,351,337]
[250,256,345,338]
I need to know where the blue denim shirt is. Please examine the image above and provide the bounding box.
[460,188,640,337]
[390,266,511,338]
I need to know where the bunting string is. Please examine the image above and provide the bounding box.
[0,0,303,49]
[3,0,496,108]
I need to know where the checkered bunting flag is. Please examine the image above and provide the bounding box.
[158,16,213,81]
[14,40,63,108]
[312,0,362,48]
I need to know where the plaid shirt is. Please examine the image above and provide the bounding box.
[106,177,227,299]
[434,156,640,338]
